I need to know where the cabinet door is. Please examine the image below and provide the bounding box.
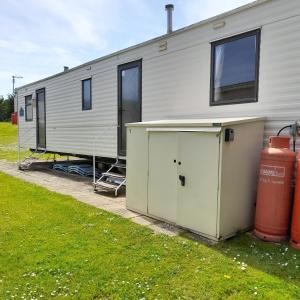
[177,132,220,237]
[148,132,178,222]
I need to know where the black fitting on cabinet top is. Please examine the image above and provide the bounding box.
[224,128,234,142]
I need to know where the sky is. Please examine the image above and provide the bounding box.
[0,0,253,97]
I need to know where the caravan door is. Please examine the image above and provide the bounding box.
[36,88,46,149]
[118,60,142,156]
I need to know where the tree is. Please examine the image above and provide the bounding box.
[0,94,14,121]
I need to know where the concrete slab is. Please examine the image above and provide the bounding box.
[148,222,185,237]
[131,215,160,226]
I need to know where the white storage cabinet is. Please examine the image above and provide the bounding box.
[126,117,265,241]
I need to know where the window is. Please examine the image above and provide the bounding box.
[25,95,33,121]
[82,78,92,110]
[210,29,260,105]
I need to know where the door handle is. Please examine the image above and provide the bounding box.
[179,175,185,187]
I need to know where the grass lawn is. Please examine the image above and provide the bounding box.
[1,122,300,299]
[0,122,68,162]
[0,122,31,161]
[1,172,300,299]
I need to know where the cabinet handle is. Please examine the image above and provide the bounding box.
[179,175,185,186]
[178,161,181,165]
[173,159,176,163]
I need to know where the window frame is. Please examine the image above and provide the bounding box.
[210,29,261,106]
[82,78,92,110]
[25,94,33,121]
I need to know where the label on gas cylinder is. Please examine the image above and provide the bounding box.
[260,165,285,185]
[260,165,285,178]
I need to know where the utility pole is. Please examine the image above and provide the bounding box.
[12,75,23,115]
[12,75,23,168]
[12,75,23,95]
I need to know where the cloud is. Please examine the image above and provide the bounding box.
[0,38,81,97]
[39,0,100,45]
[0,0,254,97]
[0,0,123,95]
[35,0,121,50]
[0,40,42,54]
[179,0,253,24]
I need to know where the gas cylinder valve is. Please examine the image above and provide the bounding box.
[289,121,300,137]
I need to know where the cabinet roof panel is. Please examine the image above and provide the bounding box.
[127,117,265,127]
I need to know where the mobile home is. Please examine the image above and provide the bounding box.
[16,0,300,161]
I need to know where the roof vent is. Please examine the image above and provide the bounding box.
[63,66,69,72]
[165,4,174,34]
[213,21,226,30]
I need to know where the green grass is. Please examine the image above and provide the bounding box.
[0,122,69,162]
[0,122,30,161]
[0,122,17,145]
[1,172,300,299]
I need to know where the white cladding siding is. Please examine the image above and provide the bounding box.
[17,0,300,157]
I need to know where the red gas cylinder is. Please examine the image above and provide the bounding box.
[254,136,296,242]
[291,153,300,250]
[268,135,290,148]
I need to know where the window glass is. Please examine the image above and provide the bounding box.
[82,79,91,110]
[122,67,139,104]
[211,30,260,105]
[25,95,33,121]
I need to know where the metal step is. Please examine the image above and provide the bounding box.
[114,162,126,169]
[19,162,31,170]
[94,181,118,190]
[102,171,125,179]
[19,148,47,171]
[93,158,126,196]
[19,159,42,170]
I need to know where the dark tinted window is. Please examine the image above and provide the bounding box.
[25,95,33,121]
[120,66,140,155]
[82,78,91,110]
[210,30,260,105]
